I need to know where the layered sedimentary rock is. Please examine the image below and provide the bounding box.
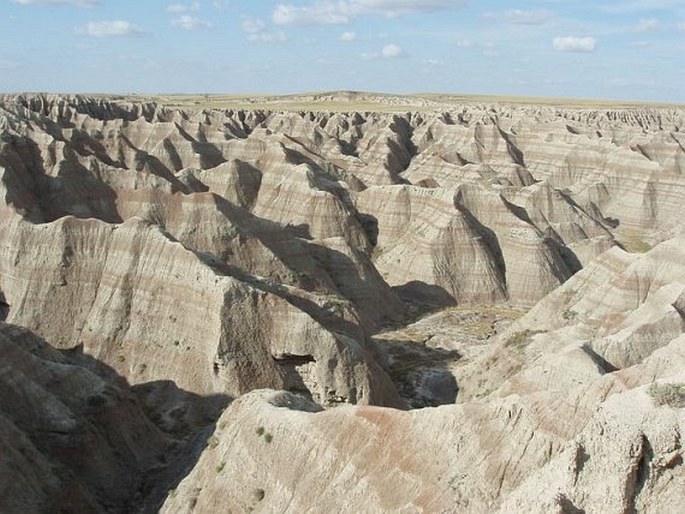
[0,214,400,408]
[1,93,684,512]
[163,236,685,514]
[0,322,171,513]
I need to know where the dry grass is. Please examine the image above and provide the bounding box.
[504,329,547,349]
[648,383,685,407]
[619,229,653,253]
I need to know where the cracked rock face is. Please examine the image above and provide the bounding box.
[0,93,684,512]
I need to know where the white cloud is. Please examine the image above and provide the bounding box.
[340,31,356,41]
[552,36,598,52]
[634,18,661,32]
[424,58,443,66]
[630,40,652,46]
[600,1,685,14]
[171,15,212,30]
[484,9,552,25]
[0,59,17,70]
[242,18,265,34]
[273,3,350,25]
[78,20,145,37]
[456,38,473,48]
[679,21,685,30]
[167,1,199,13]
[12,0,98,5]
[248,31,287,43]
[273,0,467,26]
[381,43,405,58]
[361,43,407,60]
[241,17,286,43]
[353,0,467,17]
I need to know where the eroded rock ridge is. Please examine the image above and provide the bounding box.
[0,93,683,512]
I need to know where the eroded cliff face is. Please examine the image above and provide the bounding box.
[163,236,685,514]
[0,93,684,512]
[0,322,172,513]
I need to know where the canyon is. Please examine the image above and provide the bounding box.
[0,92,683,513]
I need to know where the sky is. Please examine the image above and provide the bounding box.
[1,0,684,102]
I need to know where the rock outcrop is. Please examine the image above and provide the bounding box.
[162,236,685,513]
[0,92,684,513]
[0,322,171,513]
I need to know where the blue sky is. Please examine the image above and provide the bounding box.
[1,0,684,102]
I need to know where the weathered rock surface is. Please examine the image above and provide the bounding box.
[163,236,685,514]
[3,93,681,316]
[0,322,171,513]
[0,92,684,513]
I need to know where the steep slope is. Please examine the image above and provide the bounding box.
[0,93,684,513]
[0,322,171,513]
[162,235,685,514]
[4,95,681,319]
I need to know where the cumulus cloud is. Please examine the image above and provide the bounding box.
[381,43,405,58]
[552,36,597,53]
[248,31,287,43]
[484,9,552,25]
[12,0,98,4]
[166,1,199,13]
[242,18,265,34]
[353,0,467,17]
[171,15,212,30]
[241,17,286,43]
[273,3,350,25]
[273,0,467,26]
[340,31,356,41]
[77,20,145,37]
[363,43,407,59]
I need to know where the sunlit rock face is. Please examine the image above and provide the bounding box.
[1,93,684,513]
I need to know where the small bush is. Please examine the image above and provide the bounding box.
[504,329,546,349]
[648,383,685,407]
[255,426,265,436]
[207,436,219,449]
[264,433,273,444]
[216,461,226,473]
[562,309,578,321]
[254,489,265,502]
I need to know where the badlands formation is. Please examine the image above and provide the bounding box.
[0,92,684,513]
